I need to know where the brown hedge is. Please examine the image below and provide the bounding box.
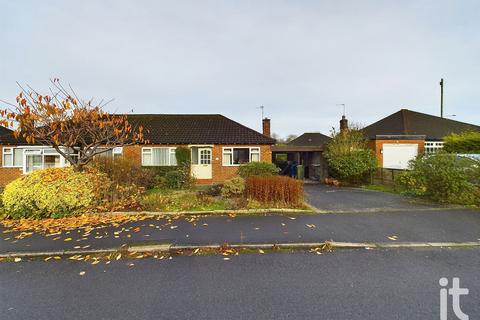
[245,176,304,205]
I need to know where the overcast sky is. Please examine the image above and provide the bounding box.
[1,1,479,137]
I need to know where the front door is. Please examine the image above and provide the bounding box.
[191,148,212,179]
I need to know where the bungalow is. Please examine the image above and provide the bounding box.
[363,109,480,169]
[0,114,275,186]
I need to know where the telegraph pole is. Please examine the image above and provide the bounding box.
[440,78,444,118]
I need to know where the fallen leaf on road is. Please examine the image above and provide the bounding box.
[281,223,286,227]
[79,271,86,276]
[14,257,22,262]
[387,235,398,241]
[306,224,316,229]
[254,227,260,230]
[116,254,122,260]
[223,257,230,261]
[288,217,296,220]
[64,238,72,242]
[170,226,178,229]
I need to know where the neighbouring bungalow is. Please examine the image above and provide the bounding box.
[272,131,331,181]
[363,109,480,169]
[0,114,275,186]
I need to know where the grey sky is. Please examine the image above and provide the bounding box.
[1,0,479,137]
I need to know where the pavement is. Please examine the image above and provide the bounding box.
[0,185,478,254]
[1,247,479,319]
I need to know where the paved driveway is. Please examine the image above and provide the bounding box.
[305,184,444,212]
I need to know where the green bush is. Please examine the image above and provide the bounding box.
[326,149,377,184]
[221,177,246,198]
[237,161,280,178]
[175,147,191,165]
[325,128,377,184]
[397,153,480,205]
[2,167,111,219]
[444,131,480,154]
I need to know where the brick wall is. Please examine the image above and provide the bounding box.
[369,139,425,167]
[0,146,23,187]
[124,144,273,184]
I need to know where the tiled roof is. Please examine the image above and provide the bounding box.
[363,109,480,140]
[126,114,276,145]
[0,114,276,146]
[288,132,331,147]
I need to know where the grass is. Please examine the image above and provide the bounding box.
[361,184,399,193]
[140,186,311,213]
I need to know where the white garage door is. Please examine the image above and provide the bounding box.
[382,144,418,169]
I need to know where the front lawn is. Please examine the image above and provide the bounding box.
[140,186,311,213]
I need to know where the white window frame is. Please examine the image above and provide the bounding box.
[141,147,177,166]
[2,147,14,167]
[424,141,444,155]
[2,147,25,168]
[222,147,261,166]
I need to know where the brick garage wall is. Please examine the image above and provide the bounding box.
[369,139,425,167]
[0,146,23,187]
[124,144,273,184]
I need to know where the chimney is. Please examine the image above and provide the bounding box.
[262,118,271,137]
[340,115,348,134]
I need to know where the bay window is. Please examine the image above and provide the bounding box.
[222,147,261,166]
[142,147,177,166]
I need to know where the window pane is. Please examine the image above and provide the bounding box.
[233,148,249,164]
[251,153,260,162]
[142,153,152,166]
[152,148,169,165]
[191,147,199,165]
[13,149,23,166]
[223,153,232,165]
[3,154,12,166]
[170,150,177,166]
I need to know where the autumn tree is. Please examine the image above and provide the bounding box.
[0,79,145,171]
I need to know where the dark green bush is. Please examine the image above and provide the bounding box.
[237,161,280,178]
[397,153,480,205]
[325,128,377,184]
[175,147,191,165]
[443,131,480,154]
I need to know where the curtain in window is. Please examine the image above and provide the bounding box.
[152,148,169,165]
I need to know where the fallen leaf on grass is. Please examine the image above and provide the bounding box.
[258,249,265,254]
[14,257,22,262]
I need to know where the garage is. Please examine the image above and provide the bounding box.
[382,143,418,169]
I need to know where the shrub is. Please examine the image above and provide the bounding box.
[238,161,280,178]
[175,147,191,165]
[197,184,224,197]
[325,128,377,184]
[443,131,480,154]
[397,153,480,205]
[245,176,304,206]
[221,177,245,198]
[89,157,156,189]
[2,167,111,219]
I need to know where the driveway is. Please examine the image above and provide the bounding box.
[305,184,443,212]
